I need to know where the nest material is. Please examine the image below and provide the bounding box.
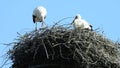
[8,25,120,68]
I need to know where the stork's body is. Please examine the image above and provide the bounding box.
[72,14,92,31]
[32,6,47,30]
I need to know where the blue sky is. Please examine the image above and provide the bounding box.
[0,0,120,68]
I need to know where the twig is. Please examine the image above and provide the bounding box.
[42,39,49,59]
[0,57,9,68]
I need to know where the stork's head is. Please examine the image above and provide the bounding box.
[75,14,81,19]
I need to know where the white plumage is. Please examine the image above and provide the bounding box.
[72,14,92,31]
[32,6,47,29]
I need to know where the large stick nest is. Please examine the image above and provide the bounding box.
[8,24,120,68]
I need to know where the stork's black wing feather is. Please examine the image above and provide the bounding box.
[32,15,36,23]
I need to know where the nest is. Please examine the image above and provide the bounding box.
[8,25,120,68]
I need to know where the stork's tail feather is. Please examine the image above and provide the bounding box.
[90,25,93,31]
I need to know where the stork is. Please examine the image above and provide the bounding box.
[72,14,93,31]
[32,6,47,30]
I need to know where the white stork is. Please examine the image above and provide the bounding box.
[72,14,93,31]
[32,6,47,30]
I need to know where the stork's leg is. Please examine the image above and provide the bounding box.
[35,23,37,31]
[42,21,44,28]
